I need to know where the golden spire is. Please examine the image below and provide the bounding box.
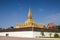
[16,8,45,28]
[28,8,32,19]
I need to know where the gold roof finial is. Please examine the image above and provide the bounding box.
[28,8,32,19]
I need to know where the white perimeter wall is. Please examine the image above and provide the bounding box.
[0,31,60,38]
[33,32,60,38]
[0,31,33,38]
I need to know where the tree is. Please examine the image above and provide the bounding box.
[7,26,14,29]
[10,26,14,29]
[49,32,52,38]
[41,29,44,37]
[54,33,59,38]
[0,28,2,29]
[56,25,60,29]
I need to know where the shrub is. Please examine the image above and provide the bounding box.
[54,33,60,38]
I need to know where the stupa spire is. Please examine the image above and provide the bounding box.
[28,8,32,19]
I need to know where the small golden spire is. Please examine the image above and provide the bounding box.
[28,8,32,19]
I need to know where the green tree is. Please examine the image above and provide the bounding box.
[7,26,14,29]
[41,29,44,37]
[0,28,2,29]
[54,33,59,38]
[49,32,52,38]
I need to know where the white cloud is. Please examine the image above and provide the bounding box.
[39,9,44,11]
[42,13,60,25]
[46,13,60,20]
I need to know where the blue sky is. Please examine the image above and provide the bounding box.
[0,0,60,28]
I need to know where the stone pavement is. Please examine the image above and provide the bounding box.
[0,36,60,40]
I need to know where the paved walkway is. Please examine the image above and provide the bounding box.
[0,36,60,40]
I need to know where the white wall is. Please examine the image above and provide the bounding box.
[33,32,60,38]
[0,31,60,38]
[0,31,33,38]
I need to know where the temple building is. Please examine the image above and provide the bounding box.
[16,8,45,28]
[0,8,60,38]
[47,23,56,28]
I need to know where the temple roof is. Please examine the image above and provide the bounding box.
[16,8,45,28]
[24,8,36,24]
[28,8,32,19]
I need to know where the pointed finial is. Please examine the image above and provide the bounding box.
[28,8,32,19]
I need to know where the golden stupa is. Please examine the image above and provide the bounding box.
[16,8,45,28]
